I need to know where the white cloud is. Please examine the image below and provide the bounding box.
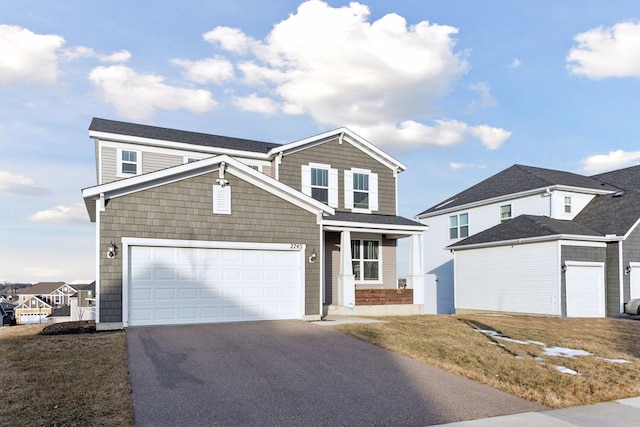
[581,149,640,174]
[466,82,497,112]
[29,203,88,224]
[232,93,278,114]
[172,57,234,84]
[509,58,522,68]
[204,26,258,54]
[567,20,640,79]
[0,171,50,196]
[89,65,217,120]
[62,47,131,63]
[0,24,64,85]
[469,125,511,150]
[350,120,510,151]
[450,162,475,171]
[200,1,508,150]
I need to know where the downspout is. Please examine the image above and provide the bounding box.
[619,240,624,314]
[275,152,283,180]
[545,188,554,217]
[95,195,105,325]
[318,211,325,319]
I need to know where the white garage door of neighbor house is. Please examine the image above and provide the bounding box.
[630,263,640,299]
[127,245,302,326]
[565,262,605,318]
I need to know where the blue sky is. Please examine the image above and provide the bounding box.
[2,0,640,282]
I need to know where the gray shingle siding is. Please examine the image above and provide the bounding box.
[560,245,607,317]
[606,242,621,316]
[278,137,397,215]
[99,172,321,323]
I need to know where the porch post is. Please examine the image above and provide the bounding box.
[408,234,425,305]
[338,230,355,307]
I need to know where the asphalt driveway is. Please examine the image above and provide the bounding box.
[126,320,545,426]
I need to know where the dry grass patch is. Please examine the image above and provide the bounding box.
[335,315,640,408]
[0,323,133,426]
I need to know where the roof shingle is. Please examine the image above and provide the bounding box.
[90,118,281,154]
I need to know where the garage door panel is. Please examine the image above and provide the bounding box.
[128,245,302,326]
[566,263,605,318]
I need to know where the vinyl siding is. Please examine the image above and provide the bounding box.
[455,241,560,315]
[553,191,595,220]
[278,137,397,215]
[102,146,117,183]
[98,172,321,323]
[142,151,181,174]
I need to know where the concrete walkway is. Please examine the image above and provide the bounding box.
[435,397,640,426]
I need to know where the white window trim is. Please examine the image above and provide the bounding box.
[301,162,338,208]
[345,168,378,213]
[351,238,383,285]
[449,213,469,240]
[117,148,142,177]
[500,204,512,223]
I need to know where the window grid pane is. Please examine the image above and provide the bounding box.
[311,168,328,187]
[353,173,369,191]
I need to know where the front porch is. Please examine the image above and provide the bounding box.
[321,212,428,317]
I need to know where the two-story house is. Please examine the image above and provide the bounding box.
[82,118,427,329]
[417,164,640,318]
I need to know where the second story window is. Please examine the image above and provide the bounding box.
[345,168,378,212]
[353,173,369,209]
[301,163,338,207]
[311,167,329,203]
[500,204,512,223]
[449,213,469,239]
[117,149,141,176]
[564,196,572,213]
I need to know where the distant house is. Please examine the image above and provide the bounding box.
[16,282,79,308]
[417,164,640,318]
[47,305,72,324]
[14,297,52,324]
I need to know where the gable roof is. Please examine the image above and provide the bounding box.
[591,164,640,191]
[448,214,605,249]
[17,282,66,296]
[271,127,407,172]
[90,118,281,154]
[418,164,618,217]
[14,296,52,309]
[82,154,334,221]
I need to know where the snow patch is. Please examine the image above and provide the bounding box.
[556,366,579,375]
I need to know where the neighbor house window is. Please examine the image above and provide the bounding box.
[351,239,380,281]
[449,213,469,239]
[311,167,329,204]
[500,204,512,223]
[564,196,572,213]
[117,149,141,176]
[301,163,338,207]
[345,168,378,212]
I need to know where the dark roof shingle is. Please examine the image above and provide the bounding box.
[448,215,602,248]
[573,189,640,236]
[591,164,640,191]
[90,118,281,154]
[420,164,618,216]
[327,212,426,227]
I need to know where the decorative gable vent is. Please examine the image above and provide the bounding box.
[213,185,231,215]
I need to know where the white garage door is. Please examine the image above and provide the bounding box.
[565,262,605,318]
[127,245,302,326]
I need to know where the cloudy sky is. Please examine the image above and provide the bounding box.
[2,0,640,282]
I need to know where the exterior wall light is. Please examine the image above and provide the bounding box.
[625,265,632,275]
[561,263,567,274]
[107,242,118,259]
[308,249,317,263]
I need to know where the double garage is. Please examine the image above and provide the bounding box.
[123,240,305,327]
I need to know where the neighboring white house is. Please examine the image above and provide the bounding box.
[416,164,622,315]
